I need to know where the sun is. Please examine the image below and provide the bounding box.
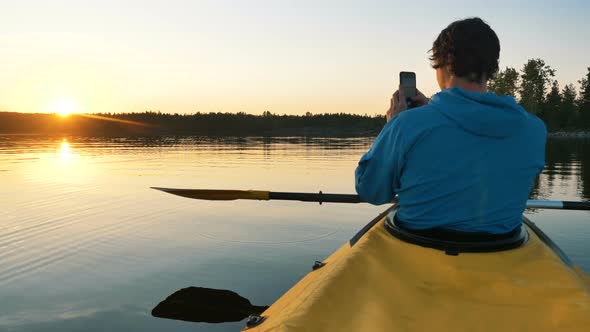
[46,97,80,117]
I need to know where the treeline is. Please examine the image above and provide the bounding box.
[488,60,590,131]
[0,111,386,136]
[1,61,588,136]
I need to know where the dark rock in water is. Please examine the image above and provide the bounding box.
[152,287,268,324]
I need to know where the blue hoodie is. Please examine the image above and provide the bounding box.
[355,87,546,234]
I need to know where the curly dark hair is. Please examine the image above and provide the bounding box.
[430,17,500,82]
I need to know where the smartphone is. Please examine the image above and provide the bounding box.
[399,71,418,108]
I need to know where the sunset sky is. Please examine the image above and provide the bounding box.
[0,0,588,115]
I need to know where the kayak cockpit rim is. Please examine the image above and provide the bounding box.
[350,206,575,267]
[384,214,529,255]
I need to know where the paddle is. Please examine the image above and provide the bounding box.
[152,287,268,324]
[151,187,590,210]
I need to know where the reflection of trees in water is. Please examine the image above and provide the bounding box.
[576,140,590,200]
[0,135,376,164]
[532,138,590,201]
[12,135,588,201]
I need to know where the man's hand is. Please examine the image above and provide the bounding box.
[412,89,429,107]
[386,87,430,122]
[386,87,406,122]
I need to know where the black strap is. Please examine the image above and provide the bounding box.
[385,215,528,255]
[392,214,521,242]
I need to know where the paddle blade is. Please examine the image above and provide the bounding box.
[152,287,268,323]
[151,187,270,201]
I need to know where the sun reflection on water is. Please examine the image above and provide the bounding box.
[57,139,79,162]
[60,140,71,159]
[38,138,93,184]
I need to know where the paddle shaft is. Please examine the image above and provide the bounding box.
[151,187,590,210]
[269,193,589,210]
[526,200,590,210]
[270,191,363,204]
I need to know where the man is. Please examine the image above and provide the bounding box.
[355,17,546,235]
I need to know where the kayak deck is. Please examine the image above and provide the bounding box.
[245,208,590,331]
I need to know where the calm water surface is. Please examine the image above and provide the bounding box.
[1,136,589,332]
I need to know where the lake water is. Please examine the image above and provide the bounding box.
[1,135,589,332]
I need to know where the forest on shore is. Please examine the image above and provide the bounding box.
[0,59,588,136]
[0,111,386,136]
[488,61,590,131]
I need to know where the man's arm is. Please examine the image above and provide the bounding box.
[355,116,406,205]
[356,87,427,204]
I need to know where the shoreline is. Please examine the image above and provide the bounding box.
[548,131,590,138]
[1,130,589,139]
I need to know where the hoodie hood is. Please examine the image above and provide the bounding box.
[429,87,527,138]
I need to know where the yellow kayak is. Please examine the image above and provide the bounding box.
[244,206,590,331]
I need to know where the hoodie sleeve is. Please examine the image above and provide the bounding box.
[355,116,406,205]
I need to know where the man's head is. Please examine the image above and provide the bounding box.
[430,17,500,90]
